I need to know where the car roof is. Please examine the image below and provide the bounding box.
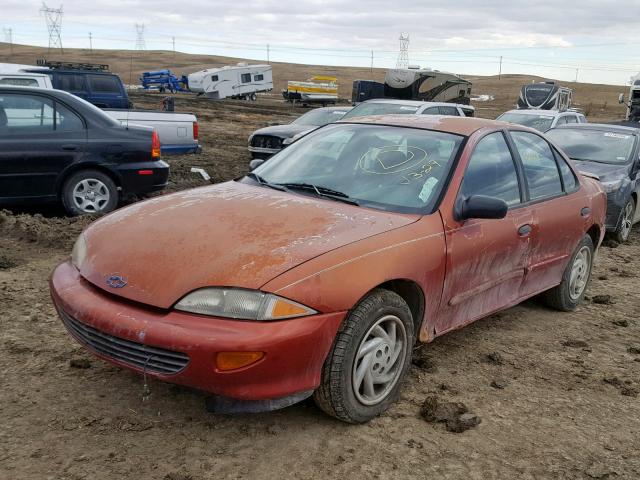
[315,106,352,112]
[552,123,640,134]
[338,114,511,136]
[359,98,468,108]
[501,109,569,117]
[0,85,56,93]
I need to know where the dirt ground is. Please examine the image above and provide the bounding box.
[1,90,639,480]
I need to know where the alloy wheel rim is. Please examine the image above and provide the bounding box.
[352,314,407,406]
[569,246,592,300]
[620,202,634,241]
[72,179,110,213]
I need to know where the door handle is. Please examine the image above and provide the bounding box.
[581,207,591,217]
[62,144,78,151]
[518,224,532,237]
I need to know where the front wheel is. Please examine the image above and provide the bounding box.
[313,289,415,423]
[541,234,594,311]
[249,93,257,101]
[61,170,118,216]
[613,197,636,243]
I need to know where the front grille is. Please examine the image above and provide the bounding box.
[60,309,189,375]
[250,135,283,149]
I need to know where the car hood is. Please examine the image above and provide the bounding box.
[79,181,418,309]
[572,160,630,183]
[251,124,315,139]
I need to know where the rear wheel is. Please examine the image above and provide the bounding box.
[541,234,594,311]
[61,170,118,216]
[313,289,414,423]
[613,197,636,243]
[249,93,257,101]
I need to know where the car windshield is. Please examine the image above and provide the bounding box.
[341,103,420,119]
[498,112,554,132]
[546,129,636,165]
[251,123,464,214]
[291,108,350,126]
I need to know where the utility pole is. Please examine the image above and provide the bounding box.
[135,23,145,51]
[267,44,270,64]
[40,2,64,54]
[370,50,374,75]
[3,28,12,54]
[88,31,92,53]
[574,68,579,83]
[499,56,503,80]
[172,36,175,56]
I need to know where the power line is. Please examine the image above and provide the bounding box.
[40,2,63,54]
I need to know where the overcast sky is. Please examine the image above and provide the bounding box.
[2,0,639,85]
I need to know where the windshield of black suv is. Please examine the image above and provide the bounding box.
[341,102,420,119]
[546,128,636,165]
[251,123,464,214]
[497,112,554,132]
[291,108,350,126]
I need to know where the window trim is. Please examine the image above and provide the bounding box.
[0,91,87,133]
[455,129,525,209]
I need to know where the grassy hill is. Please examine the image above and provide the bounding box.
[0,42,627,121]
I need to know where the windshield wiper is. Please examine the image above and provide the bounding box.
[278,182,360,206]
[246,172,287,192]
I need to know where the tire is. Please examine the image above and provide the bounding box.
[313,289,415,423]
[612,197,636,243]
[250,93,257,101]
[61,169,118,216]
[541,234,594,311]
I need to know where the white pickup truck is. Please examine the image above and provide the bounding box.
[0,63,201,155]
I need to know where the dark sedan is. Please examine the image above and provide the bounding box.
[248,106,352,159]
[547,124,640,242]
[0,86,169,215]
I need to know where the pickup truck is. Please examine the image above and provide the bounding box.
[0,86,169,215]
[0,63,201,155]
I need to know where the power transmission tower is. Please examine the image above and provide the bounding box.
[396,34,409,69]
[135,23,146,50]
[40,2,64,54]
[3,28,12,54]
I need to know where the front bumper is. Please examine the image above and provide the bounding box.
[116,160,170,195]
[50,261,345,401]
[248,145,281,158]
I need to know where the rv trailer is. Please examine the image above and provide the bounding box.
[282,76,338,106]
[352,66,472,104]
[517,81,573,111]
[187,63,273,100]
[621,74,640,122]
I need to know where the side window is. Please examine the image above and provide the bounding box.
[254,74,264,81]
[460,132,521,206]
[556,115,568,125]
[565,115,578,124]
[211,75,219,82]
[0,93,54,133]
[554,149,577,191]
[511,131,563,200]
[421,107,439,115]
[439,106,459,116]
[241,73,251,83]
[88,75,121,93]
[58,74,85,91]
[0,77,39,87]
[55,103,84,131]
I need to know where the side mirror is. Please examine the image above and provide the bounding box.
[455,195,508,221]
[619,93,625,104]
[249,158,266,171]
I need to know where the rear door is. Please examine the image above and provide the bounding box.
[508,130,585,296]
[0,91,87,200]
[438,131,534,334]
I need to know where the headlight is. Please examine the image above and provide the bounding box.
[70,234,87,269]
[174,288,317,320]
[600,178,623,193]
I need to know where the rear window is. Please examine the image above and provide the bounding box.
[498,112,554,132]
[342,103,419,119]
[88,75,121,94]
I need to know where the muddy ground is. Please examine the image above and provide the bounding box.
[1,92,639,480]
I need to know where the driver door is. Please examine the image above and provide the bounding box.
[436,132,534,335]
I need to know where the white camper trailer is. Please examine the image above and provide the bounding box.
[187,63,273,100]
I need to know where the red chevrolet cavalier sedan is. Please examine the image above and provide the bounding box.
[51,115,606,423]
